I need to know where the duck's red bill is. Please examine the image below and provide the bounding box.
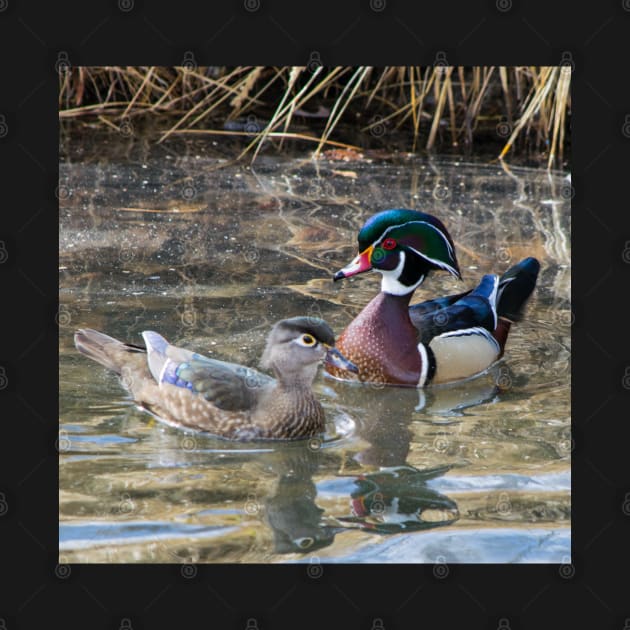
[333,247,373,281]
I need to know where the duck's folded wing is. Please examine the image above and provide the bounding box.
[409,291,471,327]
[142,332,273,411]
[413,275,498,346]
[411,257,540,330]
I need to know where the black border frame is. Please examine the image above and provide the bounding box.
[2,0,630,627]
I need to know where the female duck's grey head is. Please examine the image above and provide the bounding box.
[260,317,357,378]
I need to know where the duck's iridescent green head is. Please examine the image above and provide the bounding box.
[334,209,461,296]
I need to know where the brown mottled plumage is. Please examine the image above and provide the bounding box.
[74,317,357,441]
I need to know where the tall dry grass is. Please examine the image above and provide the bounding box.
[59,66,570,167]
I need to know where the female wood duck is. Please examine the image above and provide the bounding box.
[325,208,540,387]
[75,317,357,440]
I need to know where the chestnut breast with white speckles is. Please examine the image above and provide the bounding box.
[326,292,422,386]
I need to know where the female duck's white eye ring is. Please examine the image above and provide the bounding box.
[299,334,317,346]
[295,536,315,549]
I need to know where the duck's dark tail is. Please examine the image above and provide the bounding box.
[74,328,145,375]
[493,257,540,352]
[496,257,541,322]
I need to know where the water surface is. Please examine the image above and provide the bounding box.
[59,137,570,563]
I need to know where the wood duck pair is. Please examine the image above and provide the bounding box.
[75,208,539,440]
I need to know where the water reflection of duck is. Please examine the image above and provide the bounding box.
[338,465,459,534]
[258,365,506,553]
[262,451,459,551]
[326,209,539,387]
[74,317,357,440]
[255,430,461,554]
[262,446,335,554]
[325,373,501,467]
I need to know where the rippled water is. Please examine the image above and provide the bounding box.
[59,135,570,563]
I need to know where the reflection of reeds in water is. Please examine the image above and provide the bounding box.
[59,66,570,166]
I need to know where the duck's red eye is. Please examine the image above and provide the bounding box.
[382,238,397,250]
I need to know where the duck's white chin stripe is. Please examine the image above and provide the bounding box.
[381,274,423,296]
[379,251,425,296]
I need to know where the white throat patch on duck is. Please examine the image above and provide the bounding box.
[379,251,426,296]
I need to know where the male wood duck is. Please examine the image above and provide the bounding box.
[325,209,540,387]
[74,317,357,440]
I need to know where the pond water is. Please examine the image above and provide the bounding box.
[59,133,570,563]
